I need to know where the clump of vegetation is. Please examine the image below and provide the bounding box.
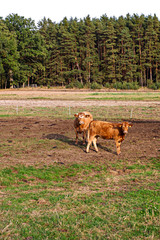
[148,81,160,90]
[113,81,139,90]
[66,80,83,89]
[91,82,102,89]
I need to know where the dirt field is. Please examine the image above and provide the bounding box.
[0,90,159,168]
[0,116,160,169]
[1,99,160,107]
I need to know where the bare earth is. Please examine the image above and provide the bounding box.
[0,117,160,168]
[0,90,160,168]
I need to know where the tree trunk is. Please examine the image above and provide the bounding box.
[88,61,91,83]
[75,58,83,84]
[140,69,143,87]
[144,69,146,86]
[150,67,152,83]
[155,61,158,83]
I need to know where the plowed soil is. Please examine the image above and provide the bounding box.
[0,117,160,168]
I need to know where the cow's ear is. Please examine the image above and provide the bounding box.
[129,123,133,127]
[85,114,90,118]
[117,124,122,128]
[74,113,78,118]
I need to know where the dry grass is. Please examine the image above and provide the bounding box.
[0,88,160,101]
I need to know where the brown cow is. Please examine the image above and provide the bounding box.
[74,111,93,145]
[86,121,133,155]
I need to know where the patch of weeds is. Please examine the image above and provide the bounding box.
[150,157,160,169]
[27,97,52,100]
[126,164,147,170]
[88,92,160,101]
[0,164,84,187]
[0,114,12,117]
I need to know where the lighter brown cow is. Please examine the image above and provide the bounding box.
[86,121,133,155]
[74,111,93,145]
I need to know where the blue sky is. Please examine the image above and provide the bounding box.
[1,0,160,24]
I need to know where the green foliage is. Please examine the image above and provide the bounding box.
[1,14,160,88]
[66,80,83,89]
[104,82,111,88]
[148,81,160,90]
[113,81,140,90]
[91,82,102,89]
[0,19,19,88]
[65,82,74,88]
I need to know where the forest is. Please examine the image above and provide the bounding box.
[0,13,160,89]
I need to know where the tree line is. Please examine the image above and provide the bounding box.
[0,13,160,89]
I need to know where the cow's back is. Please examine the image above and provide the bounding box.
[89,121,119,139]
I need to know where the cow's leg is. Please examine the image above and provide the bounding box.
[116,140,121,155]
[86,129,89,143]
[86,136,94,153]
[82,131,86,145]
[75,130,78,145]
[93,137,98,152]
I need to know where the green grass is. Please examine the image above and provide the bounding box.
[0,114,11,117]
[87,92,160,101]
[0,104,160,120]
[0,90,160,101]
[0,90,160,120]
[0,159,159,239]
[27,97,52,100]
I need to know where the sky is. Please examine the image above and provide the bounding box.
[1,0,160,25]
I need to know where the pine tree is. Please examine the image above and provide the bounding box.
[82,15,97,84]
[92,18,105,83]
[152,14,160,83]
[68,18,83,84]
[144,15,155,85]
[99,15,109,75]
[103,19,117,84]
[58,19,77,85]
[5,14,46,87]
[0,19,19,88]
[38,18,59,86]
[115,16,136,85]
[130,14,145,86]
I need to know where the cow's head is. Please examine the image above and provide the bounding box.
[74,112,91,125]
[119,122,133,134]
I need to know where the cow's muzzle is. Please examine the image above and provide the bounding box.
[79,121,84,125]
[123,131,128,134]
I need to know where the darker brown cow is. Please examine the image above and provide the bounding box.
[74,112,93,145]
[86,121,133,155]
